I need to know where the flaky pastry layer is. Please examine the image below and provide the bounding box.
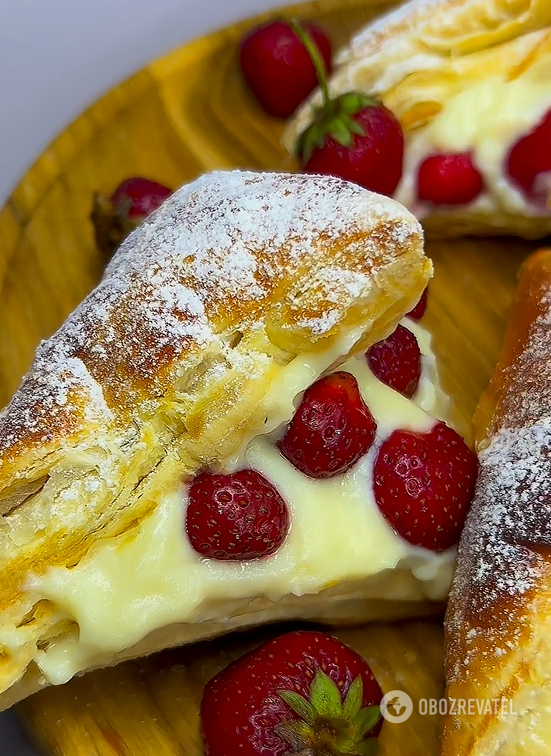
[0,170,431,709]
[284,0,551,239]
[443,249,551,755]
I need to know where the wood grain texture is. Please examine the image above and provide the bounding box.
[0,0,540,753]
[18,621,445,756]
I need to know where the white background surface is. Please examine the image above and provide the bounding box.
[1,0,282,752]
[0,0,285,205]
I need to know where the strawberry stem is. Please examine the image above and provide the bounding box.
[287,18,330,108]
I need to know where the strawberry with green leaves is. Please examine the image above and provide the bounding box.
[201,630,383,756]
[290,20,404,197]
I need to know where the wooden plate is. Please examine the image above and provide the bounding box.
[0,0,537,753]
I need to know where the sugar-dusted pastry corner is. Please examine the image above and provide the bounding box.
[443,248,551,755]
[284,0,551,239]
[0,170,476,711]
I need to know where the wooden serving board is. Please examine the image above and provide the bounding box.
[19,621,445,756]
[0,0,539,753]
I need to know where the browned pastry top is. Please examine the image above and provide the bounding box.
[444,249,551,753]
[0,170,429,705]
[0,170,422,503]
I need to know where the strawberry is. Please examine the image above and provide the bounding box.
[506,107,551,204]
[91,177,172,261]
[373,422,478,551]
[288,22,403,196]
[185,469,289,561]
[366,325,421,398]
[201,629,383,756]
[417,152,484,205]
[239,20,332,118]
[301,103,404,196]
[407,287,428,320]
[279,372,377,478]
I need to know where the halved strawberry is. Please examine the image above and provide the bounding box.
[185,469,289,561]
[279,372,377,478]
[201,629,383,756]
[366,325,421,398]
[373,422,478,551]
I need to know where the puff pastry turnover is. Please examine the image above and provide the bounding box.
[444,248,551,754]
[0,170,463,711]
[284,0,551,239]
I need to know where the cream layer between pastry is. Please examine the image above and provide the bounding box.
[4,318,457,686]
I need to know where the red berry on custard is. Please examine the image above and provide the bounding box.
[373,422,478,551]
[417,152,484,205]
[367,325,421,398]
[279,372,377,478]
[506,107,551,204]
[407,287,428,320]
[302,103,405,197]
[186,470,289,560]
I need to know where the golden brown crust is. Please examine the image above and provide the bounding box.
[443,249,551,755]
[473,249,551,439]
[0,170,430,706]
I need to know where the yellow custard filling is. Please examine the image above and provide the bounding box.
[25,318,457,685]
[396,78,551,216]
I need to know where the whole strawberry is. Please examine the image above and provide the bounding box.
[506,107,551,204]
[239,20,332,118]
[417,152,484,205]
[279,372,377,478]
[366,324,421,398]
[301,102,404,196]
[289,21,403,196]
[373,422,478,551]
[91,177,172,261]
[201,630,383,756]
[185,469,289,561]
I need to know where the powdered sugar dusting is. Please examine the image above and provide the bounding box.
[445,288,551,684]
[445,423,551,685]
[342,0,446,55]
[294,267,374,335]
[0,170,420,458]
[117,170,415,313]
[453,423,551,605]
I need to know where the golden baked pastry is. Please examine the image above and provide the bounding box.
[0,169,459,712]
[284,0,551,239]
[443,248,551,754]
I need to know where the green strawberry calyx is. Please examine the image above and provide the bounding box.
[287,18,379,164]
[275,669,381,756]
[90,193,140,263]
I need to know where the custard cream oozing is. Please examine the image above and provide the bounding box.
[26,318,456,685]
[395,79,551,216]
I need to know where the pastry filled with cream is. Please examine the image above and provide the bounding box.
[284,0,551,239]
[0,170,474,709]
